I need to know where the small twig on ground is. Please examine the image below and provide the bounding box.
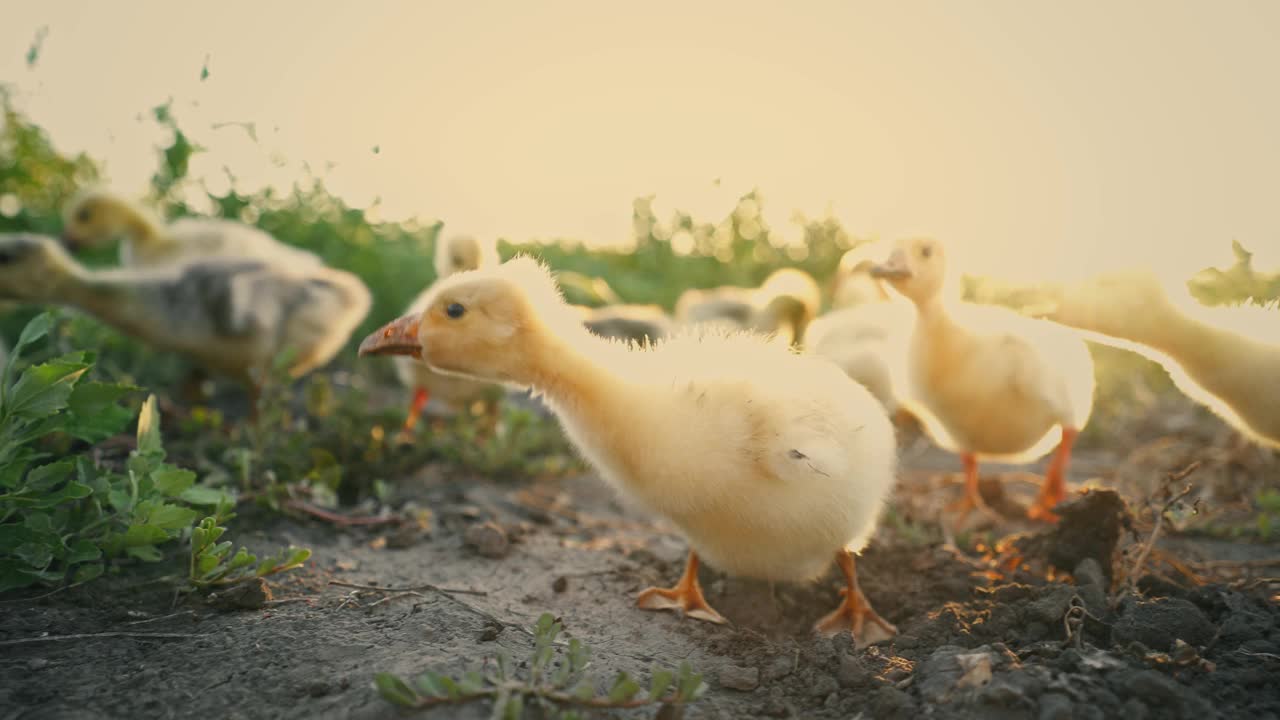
[285,500,401,528]
[1190,558,1280,571]
[1237,649,1280,662]
[0,580,87,604]
[328,579,486,597]
[368,591,426,608]
[263,596,315,607]
[1119,462,1200,598]
[0,632,200,646]
[124,611,197,626]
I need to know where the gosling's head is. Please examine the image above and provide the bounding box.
[0,234,80,301]
[360,256,576,385]
[433,234,499,279]
[870,237,947,304]
[61,189,146,251]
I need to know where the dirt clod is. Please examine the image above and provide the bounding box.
[463,521,510,558]
[206,577,273,610]
[1113,597,1217,651]
[719,664,760,691]
[1047,490,1128,582]
[1038,692,1074,720]
[552,576,568,593]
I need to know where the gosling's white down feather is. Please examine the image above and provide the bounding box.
[383,257,897,582]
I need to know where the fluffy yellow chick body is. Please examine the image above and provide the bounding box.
[62,189,321,269]
[0,233,370,396]
[360,257,898,641]
[1045,270,1280,447]
[872,238,1094,521]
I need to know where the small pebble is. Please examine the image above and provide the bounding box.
[762,655,794,683]
[306,681,330,698]
[552,576,568,593]
[719,664,760,692]
[1038,692,1073,720]
[464,521,510,559]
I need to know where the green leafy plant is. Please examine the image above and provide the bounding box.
[0,314,227,591]
[189,511,310,588]
[1254,489,1280,540]
[374,613,706,718]
[1188,240,1280,309]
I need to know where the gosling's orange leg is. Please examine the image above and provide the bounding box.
[398,388,430,441]
[946,453,1000,521]
[1028,427,1077,523]
[814,549,896,645]
[636,551,727,625]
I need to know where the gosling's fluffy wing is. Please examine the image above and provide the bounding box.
[148,261,367,354]
[955,303,1095,429]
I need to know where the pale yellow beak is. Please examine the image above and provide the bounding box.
[358,314,423,358]
[869,250,913,280]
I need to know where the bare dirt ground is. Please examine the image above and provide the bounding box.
[2,397,1279,720]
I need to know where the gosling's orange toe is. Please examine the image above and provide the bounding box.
[636,550,727,625]
[636,585,727,625]
[817,550,896,647]
[814,587,897,645]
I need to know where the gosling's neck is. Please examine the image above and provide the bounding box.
[118,203,172,255]
[522,324,625,406]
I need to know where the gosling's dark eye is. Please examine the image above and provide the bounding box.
[445,302,466,319]
[75,208,91,224]
[921,245,933,259]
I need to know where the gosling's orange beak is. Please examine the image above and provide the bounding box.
[358,314,422,358]
[869,250,912,280]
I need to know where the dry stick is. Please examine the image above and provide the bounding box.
[1122,462,1201,596]
[368,591,426,608]
[1190,558,1280,571]
[0,631,199,646]
[124,611,197,626]
[328,579,487,597]
[284,499,401,528]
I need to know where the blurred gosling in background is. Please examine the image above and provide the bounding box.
[61,188,322,269]
[675,267,821,347]
[580,303,673,346]
[0,233,370,412]
[871,237,1095,523]
[1042,269,1280,448]
[805,248,914,417]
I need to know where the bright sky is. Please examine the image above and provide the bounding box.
[3,1,1278,282]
